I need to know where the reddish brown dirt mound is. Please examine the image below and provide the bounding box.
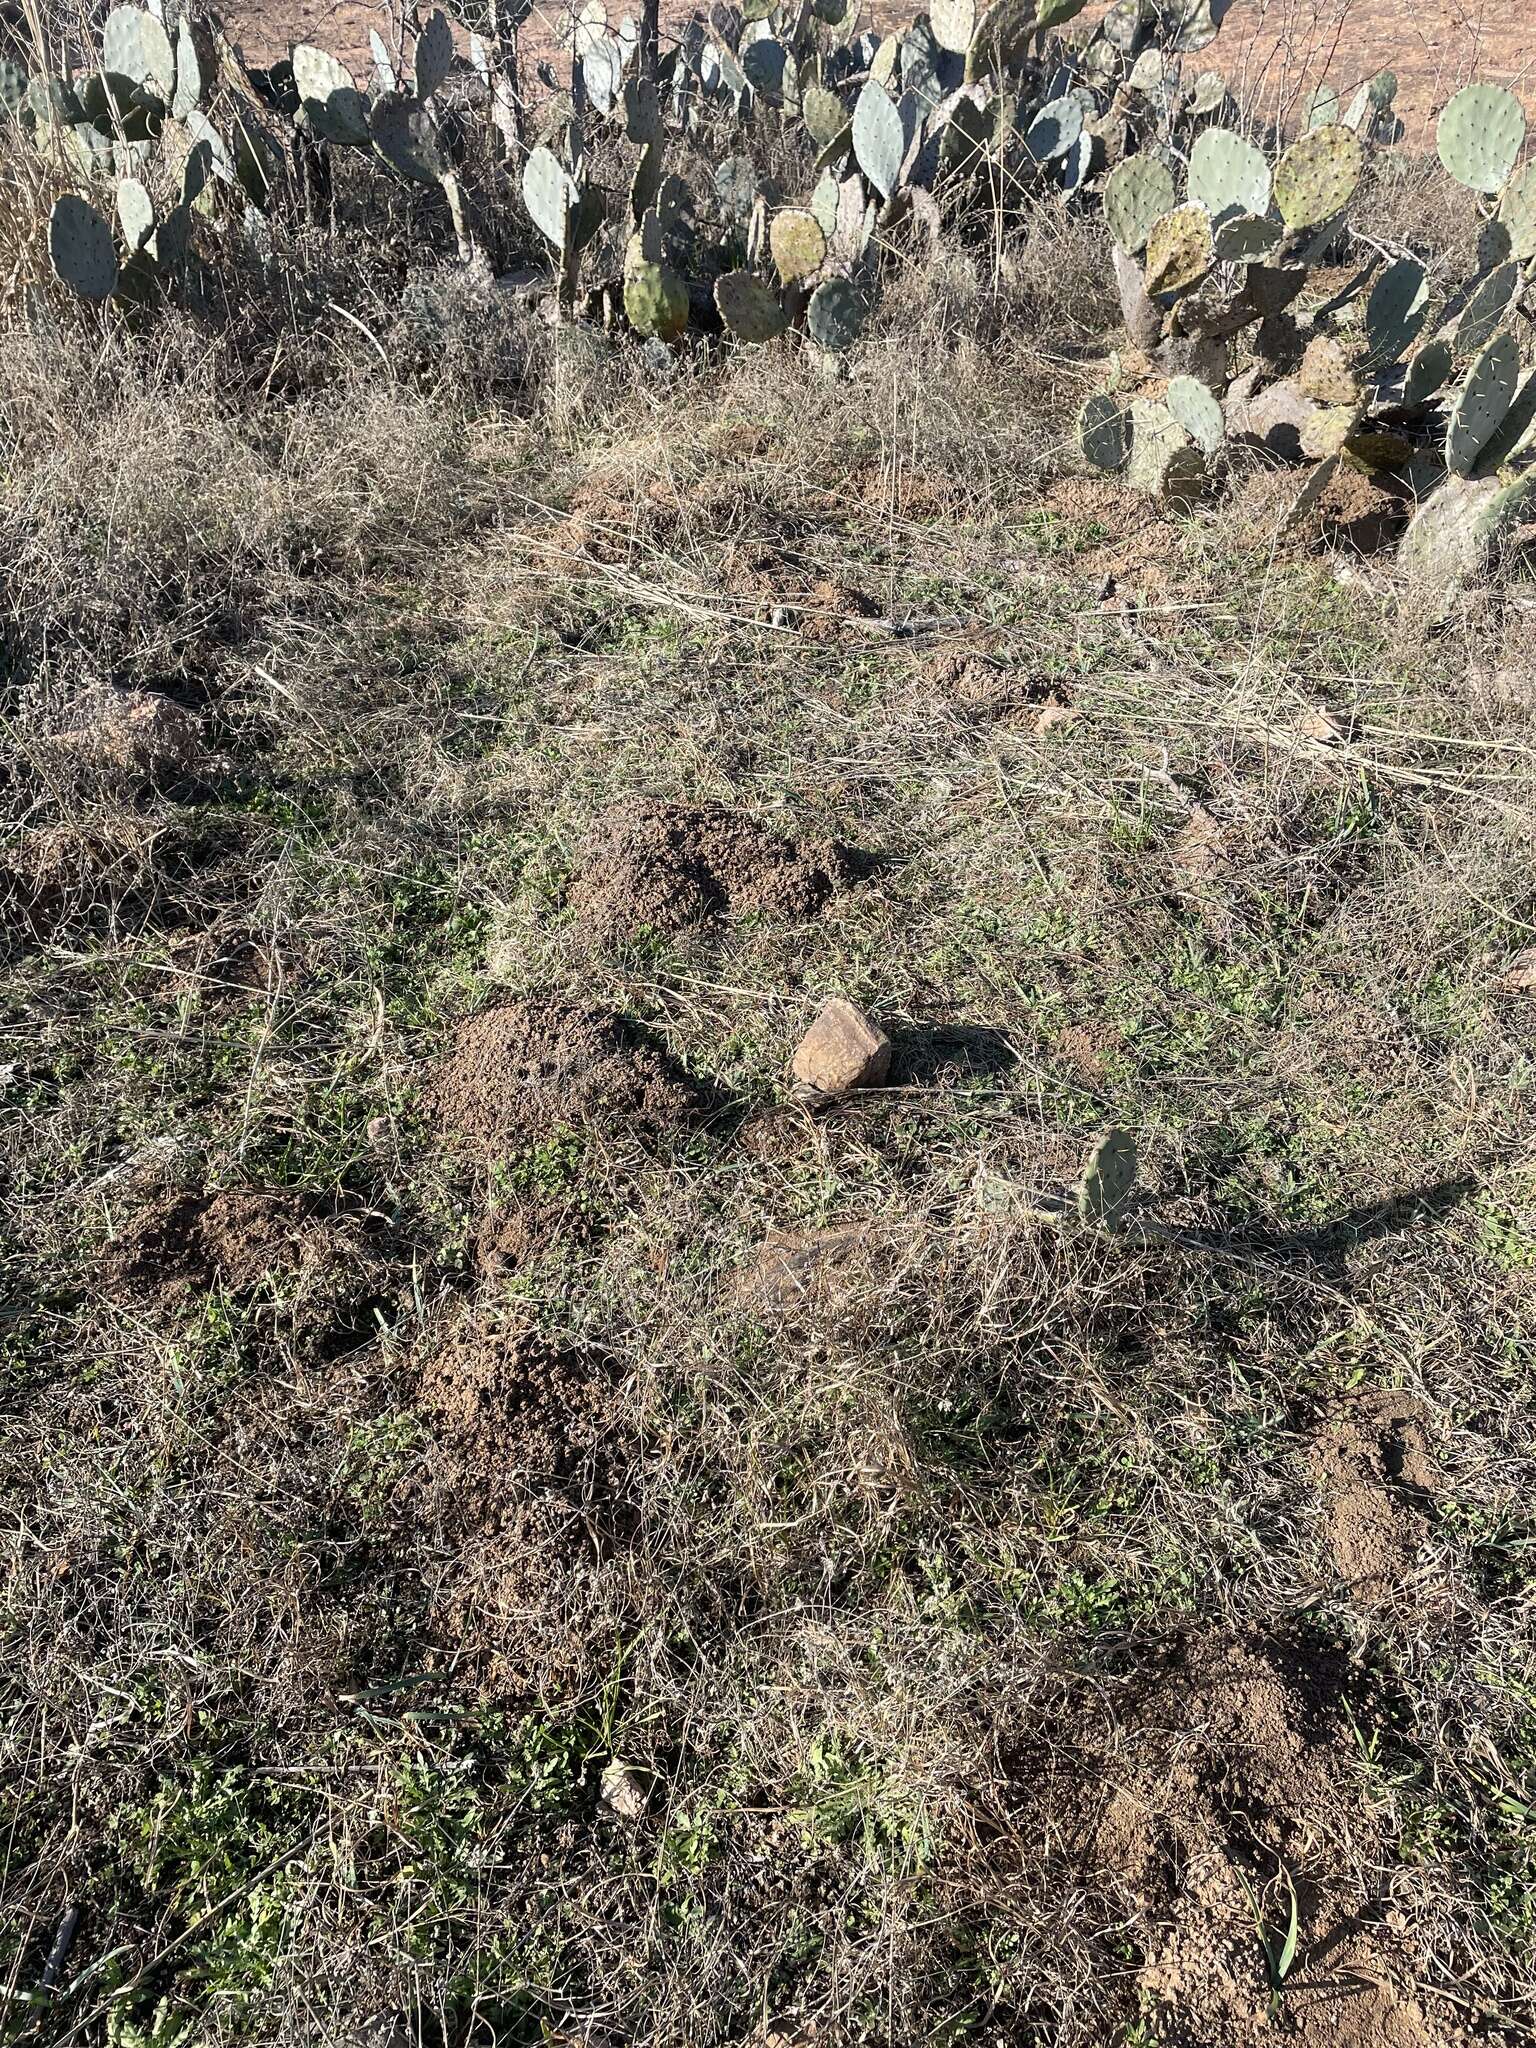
[418,1316,634,1699]
[107,1187,324,1298]
[997,1631,1446,2047]
[570,801,855,948]
[430,997,705,1154]
[1308,1389,1441,1602]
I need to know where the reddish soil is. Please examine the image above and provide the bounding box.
[416,1314,635,1698]
[223,0,1533,138]
[107,1186,325,1298]
[569,799,855,948]
[993,1630,1450,2047]
[429,996,706,1154]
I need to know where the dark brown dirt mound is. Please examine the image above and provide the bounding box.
[417,1316,634,1701]
[107,1187,325,1299]
[994,1631,1445,2048]
[570,801,855,949]
[430,998,705,1155]
[1308,1389,1441,1603]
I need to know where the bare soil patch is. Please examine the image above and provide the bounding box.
[999,1630,1446,2048]
[430,997,706,1154]
[570,800,856,948]
[1308,1389,1441,1602]
[106,1186,331,1300]
[417,1315,635,1698]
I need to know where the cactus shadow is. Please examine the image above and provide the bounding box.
[1192,1174,1478,1275]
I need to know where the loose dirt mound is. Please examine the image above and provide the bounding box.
[1000,1631,1445,2047]
[570,801,855,948]
[418,1316,635,1698]
[107,1187,324,1298]
[430,998,705,1155]
[1308,1389,1441,1601]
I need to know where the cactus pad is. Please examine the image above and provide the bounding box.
[1188,127,1270,223]
[807,275,868,351]
[415,8,453,99]
[802,83,846,148]
[1447,330,1519,478]
[1126,399,1206,505]
[1363,257,1428,366]
[770,208,826,283]
[523,144,576,249]
[116,175,155,251]
[1272,123,1362,230]
[1143,202,1213,300]
[928,0,975,55]
[1166,374,1225,456]
[1022,93,1083,163]
[102,7,174,99]
[1497,162,1536,261]
[1402,338,1454,410]
[1078,393,1127,471]
[1077,1129,1138,1229]
[852,77,903,198]
[49,192,119,301]
[715,271,789,343]
[1400,471,1536,590]
[1456,261,1518,359]
[624,256,689,341]
[291,43,371,145]
[1103,154,1175,256]
[1212,211,1280,261]
[1036,0,1088,23]
[1436,82,1525,194]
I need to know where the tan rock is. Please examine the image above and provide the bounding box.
[790,997,891,1096]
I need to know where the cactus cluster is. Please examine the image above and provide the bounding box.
[1078,73,1536,589]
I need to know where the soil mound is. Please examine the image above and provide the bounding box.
[1308,1390,1440,1602]
[418,1316,634,1699]
[570,801,855,948]
[430,998,704,1154]
[108,1187,322,1298]
[1000,1631,1444,2048]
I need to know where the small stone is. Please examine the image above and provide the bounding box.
[365,1116,391,1149]
[1035,697,1080,736]
[600,1759,647,1820]
[790,997,892,1096]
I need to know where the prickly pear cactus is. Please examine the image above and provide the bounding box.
[1272,123,1362,229]
[1498,163,1536,261]
[715,271,789,343]
[1447,331,1520,477]
[1104,154,1175,256]
[1078,392,1127,472]
[1165,374,1224,457]
[1187,127,1270,222]
[1126,399,1206,506]
[102,6,175,99]
[116,176,155,252]
[1436,82,1525,194]
[1144,203,1213,300]
[414,8,453,99]
[1363,257,1429,366]
[523,144,576,250]
[49,193,119,302]
[770,208,826,284]
[292,43,371,146]
[1077,1129,1138,1230]
[801,84,846,150]
[807,275,868,352]
[852,78,904,199]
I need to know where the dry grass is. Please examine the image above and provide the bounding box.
[3,207,1536,2048]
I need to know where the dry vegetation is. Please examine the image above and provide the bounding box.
[3,126,1536,2048]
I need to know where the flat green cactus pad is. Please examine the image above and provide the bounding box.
[715,271,789,344]
[1437,82,1525,194]
[1273,123,1362,229]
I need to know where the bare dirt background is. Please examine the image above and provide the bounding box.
[221,0,1536,139]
